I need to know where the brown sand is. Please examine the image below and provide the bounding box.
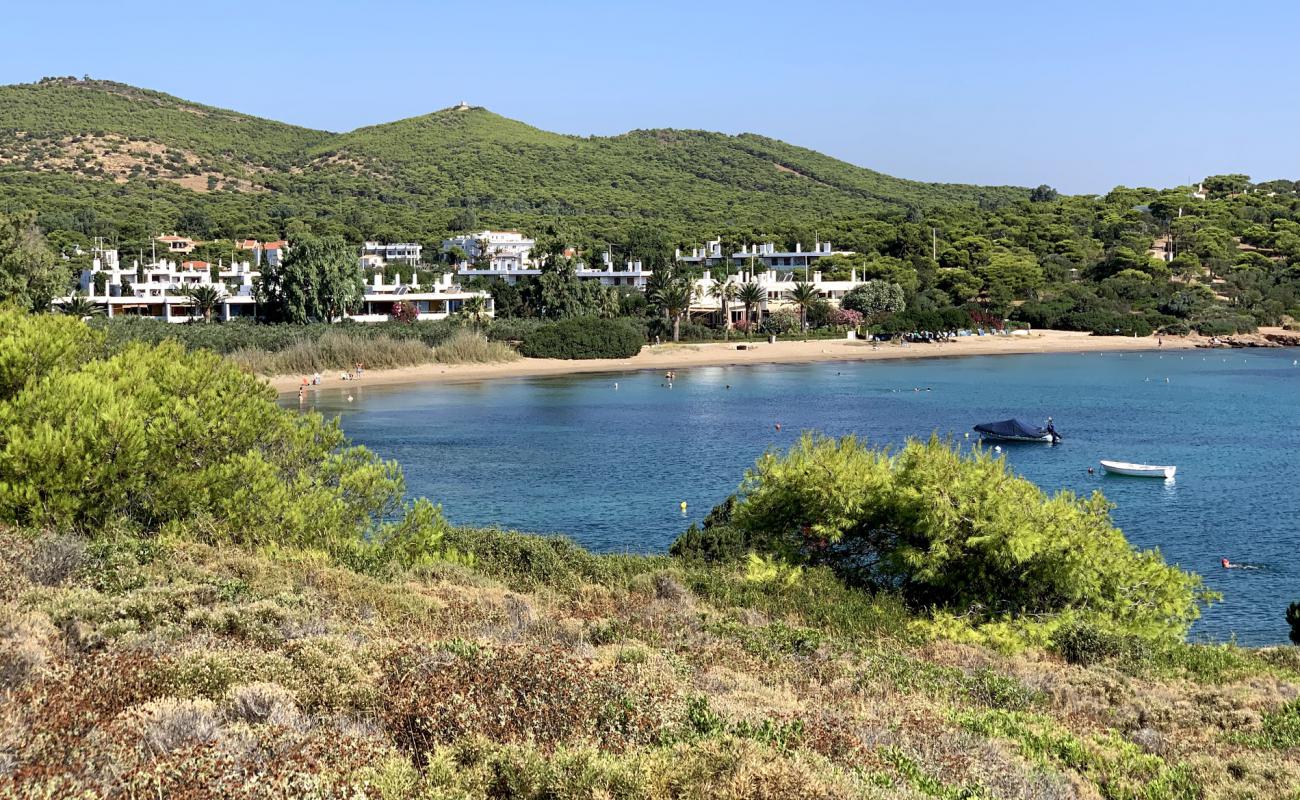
[269,329,1204,394]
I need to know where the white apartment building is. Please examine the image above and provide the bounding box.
[442,230,534,270]
[689,268,866,323]
[67,250,259,322]
[456,251,653,289]
[730,241,851,273]
[362,241,423,266]
[350,271,495,322]
[677,239,853,272]
[58,248,493,324]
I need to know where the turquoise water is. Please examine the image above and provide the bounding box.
[296,349,1299,644]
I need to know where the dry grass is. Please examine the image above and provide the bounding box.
[433,331,519,364]
[229,330,516,375]
[229,331,435,375]
[2,527,1299,798]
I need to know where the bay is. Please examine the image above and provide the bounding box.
[294,349,1300,644]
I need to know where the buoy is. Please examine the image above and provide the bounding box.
[775,423,782,431]
[680,501,688,512]
[347,395,354,402]
[613,382,619,390]
[994,445,1002,454]
[964,432,970,438]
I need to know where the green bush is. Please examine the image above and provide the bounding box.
[1060,311,1153,336]
[519,316,644,359]
[485,317,545,342]
[0,309,457,567]
[1051,621,1150,667]
[1193,314,1257,336]
[730,434,1212,643]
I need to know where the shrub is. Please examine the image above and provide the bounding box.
[1059,311,1153,336]
[1193,314,1257,336]
[731,435,1212,643]
[1288,601,1300,644]
[22,532,86,586]
[519,317,644,359]
[389,300,419,323]
[378,646,667,758]
[486,317,545,342]
[1051,621,1150,667]
[224,682,301,727]
[761,310,800,335]
[0,309,459,569]
[135,698,222,756]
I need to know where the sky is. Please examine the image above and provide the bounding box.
[3,0,1298,194]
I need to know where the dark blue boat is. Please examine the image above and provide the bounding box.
[974,418,1061,443]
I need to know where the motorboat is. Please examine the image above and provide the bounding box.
[1099,460,1176,479]
[973,418,1062,443]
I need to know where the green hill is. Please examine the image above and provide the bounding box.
[0,78,1026,247]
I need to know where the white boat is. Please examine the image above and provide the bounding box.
[1099,460,1176,479]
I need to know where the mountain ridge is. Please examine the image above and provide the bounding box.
[0,77,1029,245]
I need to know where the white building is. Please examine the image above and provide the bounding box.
[235,239,289,268]
[675,238,727,268]
[65,250,259,322]
[676,238,854,275]
[57,248,492,324]
[442,230,534,269]
[456,251,653,289]
[362,241,423,266]
[350,271,495,322]
[689,268,865,324]
[729,241,851,273]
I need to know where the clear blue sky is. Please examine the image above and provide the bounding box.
[4,1,1298,194]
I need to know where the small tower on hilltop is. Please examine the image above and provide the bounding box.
[454,101,470,111]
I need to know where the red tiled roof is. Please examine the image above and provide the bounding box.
[235,239,260,249]
[182,260,209,269]
[156,235,193,243]
[263,240,287,250]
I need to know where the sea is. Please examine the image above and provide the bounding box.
[292,349,1300,645]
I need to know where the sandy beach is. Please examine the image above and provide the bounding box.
[267,329,1215,394]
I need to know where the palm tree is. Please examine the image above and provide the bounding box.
[456,295,491,332]
[737,281,764,339]
[652,279,694,342]
[58,293,101,320]
[184,284,225,323]
[788,281,820,338]
[708,277,737,337]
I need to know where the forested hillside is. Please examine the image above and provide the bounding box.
[0,77,1023,249]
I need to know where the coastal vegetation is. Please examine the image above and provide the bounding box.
[518,317,645,360]
[3,309,1300,797]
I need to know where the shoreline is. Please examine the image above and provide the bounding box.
[266,329,1219,394]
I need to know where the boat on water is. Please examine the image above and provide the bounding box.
[1099,460,1176,479]
[973,418,1062,443]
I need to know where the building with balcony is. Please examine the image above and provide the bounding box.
[456,251,653,288]
[362,241,423,266]
[688,268,866,324]
[442,230,534,268]
[350,272,495,322]
[57,248,493,324]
